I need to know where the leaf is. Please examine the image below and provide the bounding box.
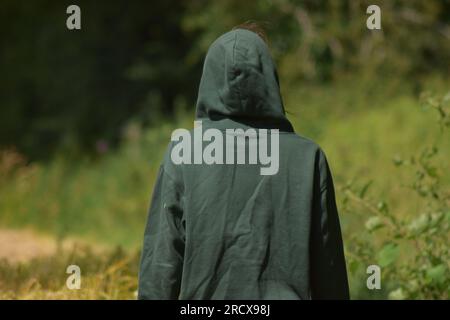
[425,165,438,178]
[426,264,447,285]
[365,216,384,232]
[407,280,419,292]
[443,91,450,103]
[377,201,389,214]
[359,180,373,199]
[392,155,403,166]
[388,288,407,300]
[429,211,444,227]
[407,214,430,235]
[377,243,399,267]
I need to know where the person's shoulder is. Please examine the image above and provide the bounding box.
[280,133,331,165]
[281,132,322,151]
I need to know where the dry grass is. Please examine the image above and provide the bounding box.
[0,229,139,300]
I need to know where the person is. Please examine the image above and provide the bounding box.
[138,23,349,300]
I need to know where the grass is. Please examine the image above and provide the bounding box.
[0,244,139,299]
[0,77,448,299]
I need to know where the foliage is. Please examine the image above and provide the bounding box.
[343,92,450,299]
[1,85,449,299]
[0,113,190,247]
[0,1,198,158]
[183,0,450,82]
[1,0,449,158]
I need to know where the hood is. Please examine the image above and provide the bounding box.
[195,29,294,132]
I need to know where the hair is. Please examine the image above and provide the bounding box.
[232,21,269,44]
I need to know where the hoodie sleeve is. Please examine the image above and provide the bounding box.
[138,165,185,300]
[310,149,349,300]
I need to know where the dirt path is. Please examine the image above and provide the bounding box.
[0,228,60,263]
[0,228,105,264]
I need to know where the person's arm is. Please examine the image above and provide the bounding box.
[310,149,349,299]
[138,165,185,299]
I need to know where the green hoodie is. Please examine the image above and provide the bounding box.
[138,29,349,299]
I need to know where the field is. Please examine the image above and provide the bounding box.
[0,77,449,299]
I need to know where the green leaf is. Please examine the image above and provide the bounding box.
[378,243,399,267]
[429,212,445,228]
[443,91,450,103]
[365,216,384,232]
[442,92,450,102]
[388,288,407,300]
[377,201,389,214]
[408,214,430,235]
[359,180,373,199]
[425,165,438,178]
[392,155,403,166]
[426,264,447,284]
[407,280,419,292]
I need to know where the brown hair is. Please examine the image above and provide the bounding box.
[232,21,269,44]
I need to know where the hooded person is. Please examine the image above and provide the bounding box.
[138,25,349,300]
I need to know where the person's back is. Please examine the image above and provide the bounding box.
[138,27,349,300]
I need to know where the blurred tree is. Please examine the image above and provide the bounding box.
[0,0,200,159]
[0,0,448,159]
[183,0,450,82]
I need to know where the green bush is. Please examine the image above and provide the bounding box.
[343,92,450,299]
